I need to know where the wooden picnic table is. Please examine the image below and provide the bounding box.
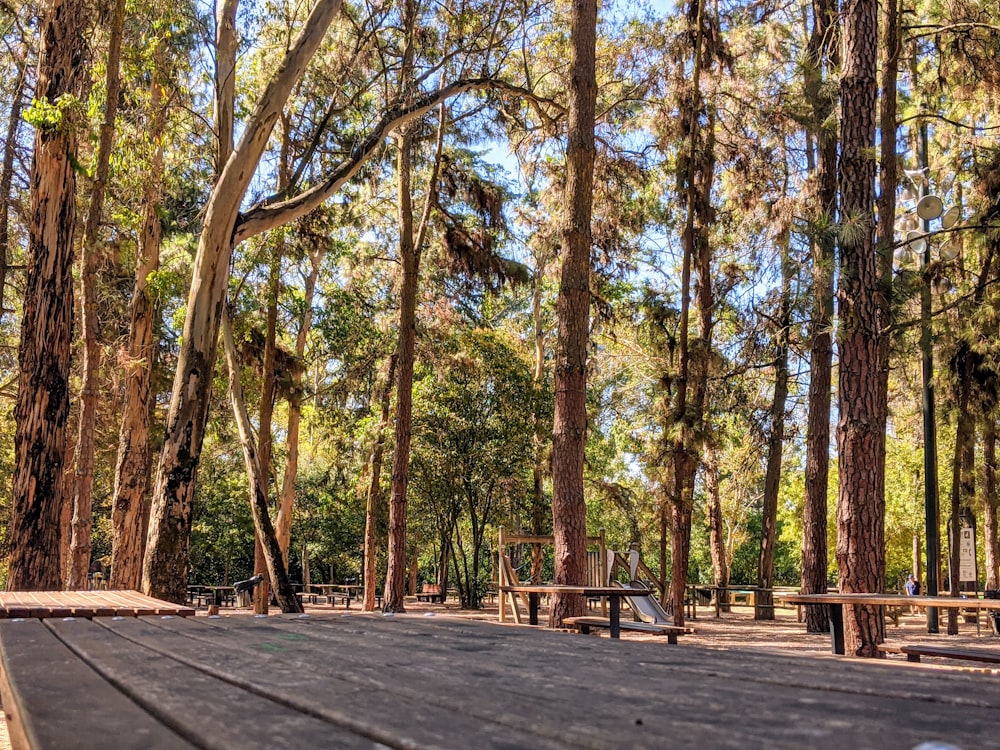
[778,592,1000,654]
[500,584,649,638]
[0,590,195,619]
[2,613,999,748]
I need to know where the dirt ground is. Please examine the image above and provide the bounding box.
[1,598,995,748]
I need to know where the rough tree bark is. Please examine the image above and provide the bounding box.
[836,0,886,658]
[549,0,597,628]
[756,232,791,621]
[68,0,127,590]
[8,0,87,591]
[801,0,839,634]
[704,444,729,610]
[110,37,168,590]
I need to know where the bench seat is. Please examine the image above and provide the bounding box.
[877,643,1000,665]
[563,616,692,644]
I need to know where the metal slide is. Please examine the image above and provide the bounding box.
[616,580,673,624]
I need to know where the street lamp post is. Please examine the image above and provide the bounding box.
[896,146,962,633]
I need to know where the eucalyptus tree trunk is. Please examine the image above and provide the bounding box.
[801,0,838,634]
[0,39,28,325]
[836,0,886,657]
[68,0,126,590]
[276,247,324,561]
[221,311,303,613]
[756,232,791,620]
[252,257,281,613]
[110,38,168,590]
[363,354,396,611]
[8,0,87,590]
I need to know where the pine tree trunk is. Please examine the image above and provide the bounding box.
[549,0,597,628]
[68,0,126,590]
[8,0,87,591]
[531,259,549,584]
[836,0,886,657]
[801,0,838,634]
[756,235,791,620]
[110,39,168,591]
[947,354,975,633]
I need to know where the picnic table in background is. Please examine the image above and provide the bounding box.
[779,592,1000,655]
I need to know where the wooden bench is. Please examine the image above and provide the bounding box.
[563,616,692,645]
[416,584,445,603]
[877,643,1000,665]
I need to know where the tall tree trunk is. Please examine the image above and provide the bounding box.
[221,311,302,613]
[363,354,397,611]
[142,0,341,603]
[801,0,839,634]
[252,257,281,613]
[704,443,729,610]
[947,351,975,633]
[8,0,87,591]
[530,255,549,584]
[836,0,886,657]
[668,0,716,627]
[984,419,999,591]
[0,39,28,325]
[110,38,168,590]
[756,233,791,620]
[549,0,597,628]
[383,123,418,613]
[276,247,324,561]
[68,0,127,590]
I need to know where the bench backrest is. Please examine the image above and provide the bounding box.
[422,584,442,594]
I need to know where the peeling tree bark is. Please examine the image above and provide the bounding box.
[9,0,87,591]
[110,38,168,591]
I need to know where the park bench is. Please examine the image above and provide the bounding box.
[417,583,445,603]
[877,643,1000,665]
[563,616,692,644]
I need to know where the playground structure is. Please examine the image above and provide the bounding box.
[496,528,675,624]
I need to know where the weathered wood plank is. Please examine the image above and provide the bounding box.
[95,615,579,750]
[0,619,193,749]
[0,590,195,619]
[46,617,372,749]
[153,614,1000,749]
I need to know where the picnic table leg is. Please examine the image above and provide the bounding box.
[829,603,845,655]
[610,595,620,639]
[529,592,539,625]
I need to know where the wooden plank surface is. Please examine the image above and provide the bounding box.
[780,592,1000,610]
[0,619,194,749]
[0,590,195,619]
[3,612,1000,749]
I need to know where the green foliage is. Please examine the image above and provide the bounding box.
[23,94,83,134]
